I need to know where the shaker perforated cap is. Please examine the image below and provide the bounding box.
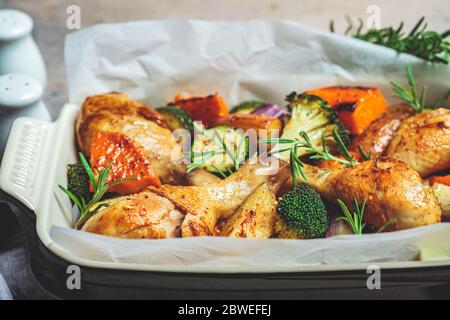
[0,9,33,41]
[0,74,43,108]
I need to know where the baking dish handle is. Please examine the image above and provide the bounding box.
[0,117,52,211]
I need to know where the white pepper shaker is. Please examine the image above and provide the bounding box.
[0,9,47,86]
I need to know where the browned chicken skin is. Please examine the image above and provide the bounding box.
[82,156,290,239]
[220,182,279,238]
[350,104,415,156]
[151,156,290,237]
[386,108,450,177]
[78,94,446,239]
[82,191,184,239]
[77,92,191,185]
[296,157,442,231]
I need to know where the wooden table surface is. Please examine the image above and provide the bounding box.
[1,0,449,117]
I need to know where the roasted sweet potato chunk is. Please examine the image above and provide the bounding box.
[173,93,229,127]
[90,131,161,195]
[306,86,388,135]
[213,114,282,138]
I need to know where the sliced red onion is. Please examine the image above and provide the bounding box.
[251,103,288,118]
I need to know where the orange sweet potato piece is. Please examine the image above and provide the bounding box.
[214,114,282,138]
[173,93,229,127]
[429,174,450,186]
[90,131,161,195]
[306,86,388,135]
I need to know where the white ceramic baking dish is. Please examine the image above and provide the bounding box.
[0,101,450,274]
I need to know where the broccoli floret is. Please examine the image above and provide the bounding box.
[67,163,92,203]
[277,183,328,239]
[273,92,350,160]
[273,216,304,239]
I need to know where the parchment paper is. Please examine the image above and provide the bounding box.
[57,20,450,268]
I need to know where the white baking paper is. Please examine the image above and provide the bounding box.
[57,20,450,269]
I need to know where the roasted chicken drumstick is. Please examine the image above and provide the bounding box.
[83,156,290,239]
[386,108,450,177]
[296,157,442,231]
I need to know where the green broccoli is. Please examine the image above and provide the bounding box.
[277,183,328,239]
[272,92,350,160]
[67,163,92,203]
[230,100,265,114]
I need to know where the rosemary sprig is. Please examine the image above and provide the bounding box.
[188,123,248,178]
[298,129,358,167]
[260,128,357,185]
[332,16,450,64]
[289,144,307,186]
[390,66,427,112]
[59,153,135,229]
[391,66,450,112]
[260,136,306,186]
[357,145,372,161]
[186,150,219,173]
[336,199,367,235]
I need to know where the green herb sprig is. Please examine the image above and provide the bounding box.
[59,153,134,229]
[337,198,398,235]
[186,150,219,173]
[391,66,450,112]
[390,66,427,112]
[357,145,372,161]
[301,130,358,167]
[187,122,247,178]
[336,199,367,235]
[332,17,450,64]
[260,128,358,186]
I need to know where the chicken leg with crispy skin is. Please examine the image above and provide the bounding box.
[150,156,290,237]
[219,182,280,238]
[350,103,415,157]
[77,92,188,186]
[386,108,450,178]
[292,157,442,231]
[83,156,290,239]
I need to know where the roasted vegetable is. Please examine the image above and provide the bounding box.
[67,163,92,203]
[213,113,282,139]
[271,93,350,161]
[173,93,229,127]
[306,86,388,135]
[190,125,248,177]
[157,106,194,133]
[60,153,133,229]
[90,131,161,195]
[277,183,328,239]
[273,216,303,239]
[230,100,265,114]
[251,103,287,118]
[429,174,450,186]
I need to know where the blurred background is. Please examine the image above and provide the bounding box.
[1,0,448,117]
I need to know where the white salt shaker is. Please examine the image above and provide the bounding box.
[0,73,51,159]
[0,9,47,86]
